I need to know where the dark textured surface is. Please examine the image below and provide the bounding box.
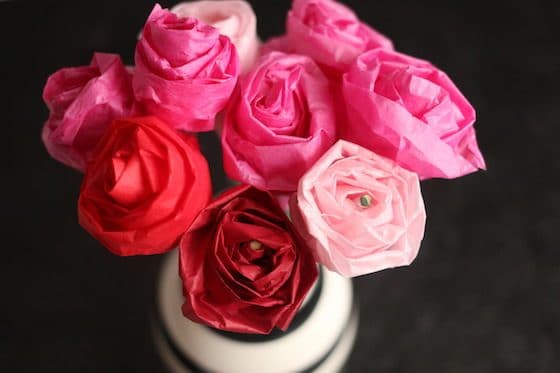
[4,0,559,372]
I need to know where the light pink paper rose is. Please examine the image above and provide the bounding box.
[222,52,336,192]
[265,0,393,73]
[342,49,486,179]
[133,4,240,132]
[290,140,426,277]
[171,0,259,73]
[42,53,135,172]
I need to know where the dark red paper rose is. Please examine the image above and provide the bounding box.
[78,116,212,256]
[179,185,318,334]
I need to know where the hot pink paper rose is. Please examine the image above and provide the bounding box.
[264,0,393,73]
[290,140,426,277]
[133,4,240,132]
[342,49,486,179]
[222,52,336,192]
[42,53,135,171]
[171,0,259,73]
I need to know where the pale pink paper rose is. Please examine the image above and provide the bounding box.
[342,49,486,179]
[133,4,240,132]
[266,0,393,73]
[42,53,135,172]
[222,52,336,192]
[290,140,426,277]
[171,0,259,73]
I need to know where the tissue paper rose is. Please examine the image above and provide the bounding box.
[222,52,336,192]
[42,53,135,172]
[263,0,393,74]
[290,140,426,277]
[342,49,486,179]
[133,4,240,132]
[171,0,259,73]
[179,184,318,334]
[78,116,212,256]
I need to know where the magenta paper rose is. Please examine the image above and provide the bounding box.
[42,53,135,171]
[342,49,486,179]
[222,52,336,192]
[133,4,240,132]
[263,0,393,74]
[171,0,259,73]
[290,140,426,277]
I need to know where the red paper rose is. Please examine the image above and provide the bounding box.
[78,116,212,256]
[179,185,318,334]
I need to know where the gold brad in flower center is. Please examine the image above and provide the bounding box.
[249,240,263,251]
[359,194,373,208]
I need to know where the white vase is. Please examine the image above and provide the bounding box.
[152,251,358,373]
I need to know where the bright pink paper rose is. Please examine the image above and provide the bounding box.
[222,52,336,192]
[133,4,240,132]
[171,0,259,73]
[342,49,486,179]
[264,0,393,73]
[42,53,135,171]
[290,140,426,277]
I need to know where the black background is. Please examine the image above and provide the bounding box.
[4,0,560,371]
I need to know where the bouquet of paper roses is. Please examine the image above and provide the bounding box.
[42,0,485,335]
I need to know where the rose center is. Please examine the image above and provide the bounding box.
[252,65,310,137]
[359,194,373,208]
[232,241,275,280]
[249,240,263,251]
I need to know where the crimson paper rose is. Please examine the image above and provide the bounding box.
[222,52,336,192]
[264,0,393,74]
[179,185,318,334]
[342,49,486,179]
[133,4,240,132]
[42,53,135,171]
[78,116,212,256]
